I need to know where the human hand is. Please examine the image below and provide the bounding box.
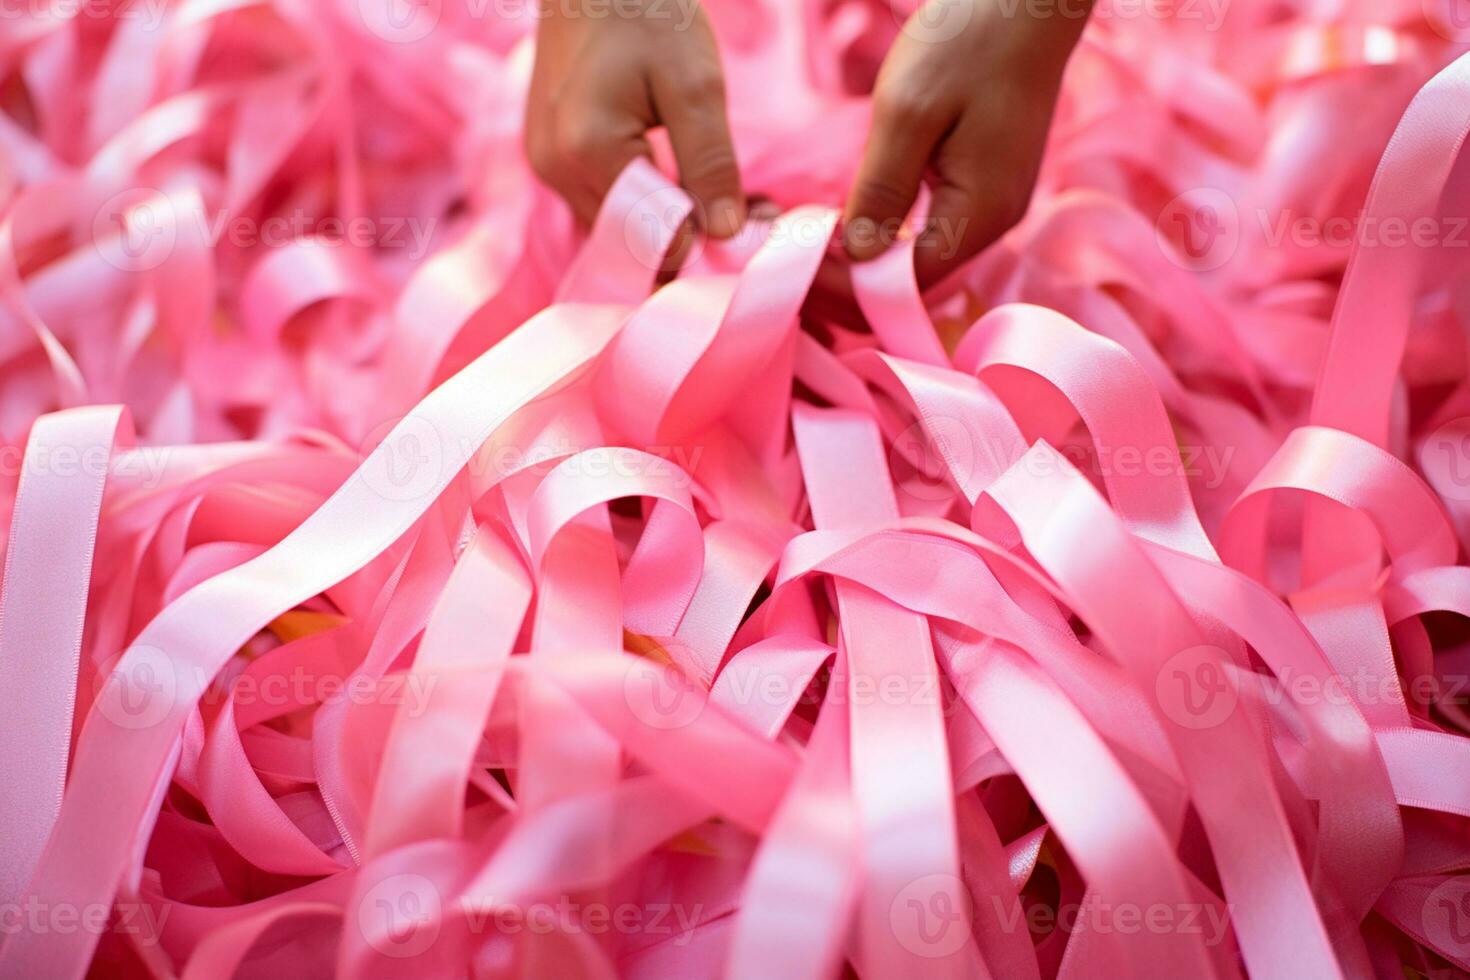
[842,0,1092,286]
[525,0,745,239]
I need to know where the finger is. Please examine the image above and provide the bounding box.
[843,87,952,261]
[651,61,744,238]
[912,116,1033,287]
[554,106,653,229]
[560,172,613,230]
[911,181,988,289]
[800,252,869,333]
[527,133,605,229]
[527,106,602,227]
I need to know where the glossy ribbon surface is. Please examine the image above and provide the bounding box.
[1,1,1470,977]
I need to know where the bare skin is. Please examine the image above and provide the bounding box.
[526,0,1093,287]
[525,0,744,237]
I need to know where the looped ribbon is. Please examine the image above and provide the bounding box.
[3,16,1470,980]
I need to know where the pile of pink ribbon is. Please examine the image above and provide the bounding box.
[2,0,1470,976]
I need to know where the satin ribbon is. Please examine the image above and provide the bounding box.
[2,3,1470,978]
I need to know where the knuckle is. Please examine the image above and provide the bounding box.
[680,64,726,104]
[678,142,738,190]
[945,190,1027,252]
[853,176,914,219]
[873,86,938,126]
[525,131,558,180]
[555,113,610,159]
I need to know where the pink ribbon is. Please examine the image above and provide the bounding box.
[3,3,1470,977]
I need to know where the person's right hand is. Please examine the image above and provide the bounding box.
[525,0,746,239]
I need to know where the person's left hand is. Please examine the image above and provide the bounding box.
[524,0,745,239]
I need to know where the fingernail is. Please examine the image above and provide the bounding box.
[749,198,782,222]
[843,216,883,260]
[706,197,744,239]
